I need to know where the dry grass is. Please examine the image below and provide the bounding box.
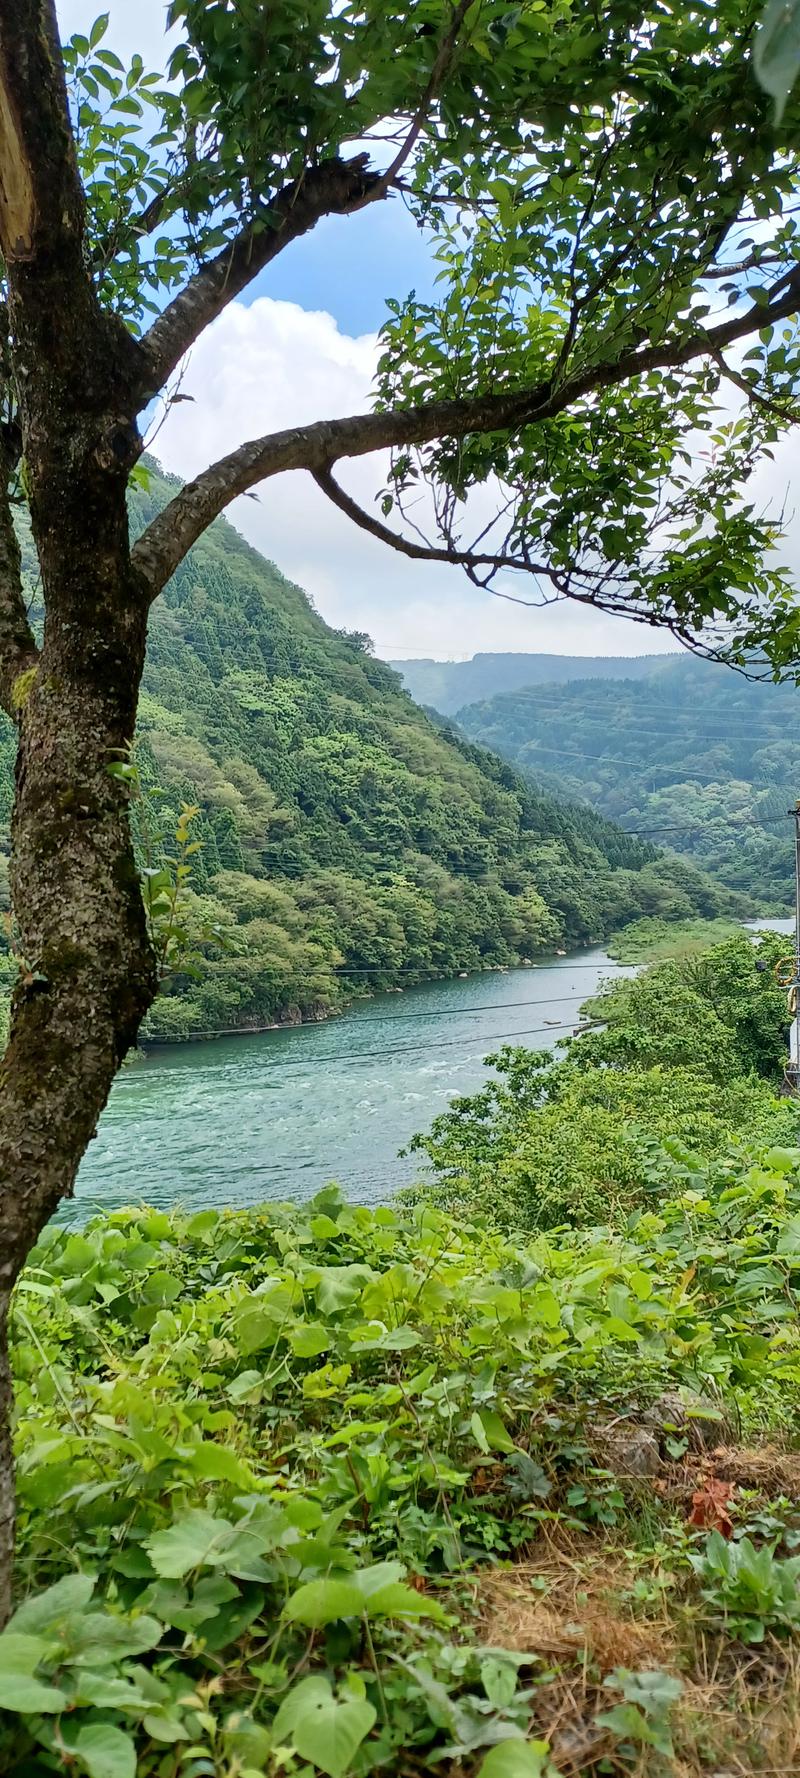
[477,1550,675,1672]
[470,1536,800,1776]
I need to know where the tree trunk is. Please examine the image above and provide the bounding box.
[0,471,158,1619]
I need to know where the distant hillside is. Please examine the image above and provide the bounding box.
[390,651,682,715]
[0,475,742,1038]
[456,657,800,910]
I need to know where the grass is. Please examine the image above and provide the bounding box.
[607,918,746,964]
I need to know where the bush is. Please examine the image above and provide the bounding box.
[6,1152,800,1775]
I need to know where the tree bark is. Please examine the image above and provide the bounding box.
[0,0,159,1623]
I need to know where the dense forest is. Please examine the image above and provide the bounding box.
[0,467,736,1040]
[446,657,800,909]
[392,651,682,716]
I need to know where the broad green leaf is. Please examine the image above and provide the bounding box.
[273,1676,376,1778]
[8,1573,95,1634]
[0,1672,67,1712]
[357,1580,445,1621]
[477,1740,554,1778]
[314,1265,373,1315]
[147,1508,236,1578]
[0,1633,66,1712]
[72,1722,137,1778]
[481,1655,520,1708]
[186,1441,253,1485]
[289,1321,331,1358]
[476,1408,516,1453]
[284,1578,365,1627]
[272,1674,333,1740]
[754,0,800,119]
[471,1410,490,1454]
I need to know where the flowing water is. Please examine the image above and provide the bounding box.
[73,947,629,1218]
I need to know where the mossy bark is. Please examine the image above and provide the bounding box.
[0,1,158,1621]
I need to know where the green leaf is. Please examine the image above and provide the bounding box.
[289,1321,331,1358]
[481,1655,520,1708]
[477,1740,553,1778]
[72,1723,137,1778]
[284,1577,365,1627]
[272,1676,376,1778]
[8,1573,95,1634]
[471,1409,490,1454]
[314,1265,372,1314]
[358,1580,445,1621]
[476,1408,516,1453]
[0,1633,66,1713]
[754,0,800,120]
[186,1441,252,1485]
[147,1508,235,1578]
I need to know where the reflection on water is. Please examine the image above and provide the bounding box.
[74,947,627,1216]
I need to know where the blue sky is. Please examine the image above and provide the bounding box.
[52,0,684,660]
[253,204,437,336]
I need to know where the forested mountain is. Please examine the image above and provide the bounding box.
[456,656,800,909]
[0,467,739,1038]
[391,651,682,714]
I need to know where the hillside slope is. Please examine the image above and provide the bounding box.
[456,657,800,909]
[390,650,682,714]
[0,467,739,1038]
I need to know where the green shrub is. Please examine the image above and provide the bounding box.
[6,1151,800,1774]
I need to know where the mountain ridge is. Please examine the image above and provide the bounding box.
[389,650,687,714]
[455,659,799,909]
[0,469,742,1038]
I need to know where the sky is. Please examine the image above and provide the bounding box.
[53,0,796,663]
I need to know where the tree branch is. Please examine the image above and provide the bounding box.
[374,0,475,195]
[135,154,385,403]
[708,340,800,424]
[311,465,564,584]
[131,264,800,599]
[134,1,476,406]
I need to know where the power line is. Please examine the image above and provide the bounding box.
[252,802,789,878]
[254,1015,591,1070]
[314,988,619,1027]
[331,960,630,974]
[472,740,793,781]
[464,691,795,733]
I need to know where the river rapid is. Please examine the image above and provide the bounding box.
[73,946,632,1217]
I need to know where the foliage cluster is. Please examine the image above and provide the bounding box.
[0,468,735,1042]
[411,932,799,1231]
[454,656,800,911]
[8,1137,800,1775]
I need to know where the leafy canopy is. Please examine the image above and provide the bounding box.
[63,0,800,667]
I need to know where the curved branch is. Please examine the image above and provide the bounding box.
[134,2,476,405]
[376,0,475,194]
[311,465,563,583]
[132,264,800,599]
[708,341,800,423]
[135,154,385,404]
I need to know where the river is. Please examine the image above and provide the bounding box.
[72,946,632,1218]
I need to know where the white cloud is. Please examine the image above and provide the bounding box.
[154,297,681,661]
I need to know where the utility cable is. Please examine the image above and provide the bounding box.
[253,1015,592,1070]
